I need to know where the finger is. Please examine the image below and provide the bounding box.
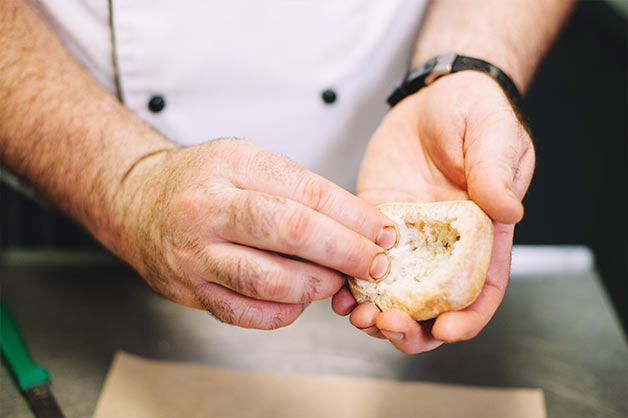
[464,104,535,224]
[350,304,444,351]
[432,223,514,342]
[227,144,399,249]
[192,281,307,330]
[375,310,444,354]
[331,285,357,316]
[214,189,391,281]
[349,303,386,339]
[360,326,387,339]
[510,140,536,200]
[191,242,345,304]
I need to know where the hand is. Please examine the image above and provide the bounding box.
[117,139,398,330]
[332,72,535,354]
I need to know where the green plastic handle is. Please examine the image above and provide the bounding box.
[0,303,50,390]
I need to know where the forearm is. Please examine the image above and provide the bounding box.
[0,1,176,257]
[413,0,575,92]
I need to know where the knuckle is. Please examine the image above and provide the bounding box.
[209,138,252,174]
[142,267,181,302]
[237,304,299,330]
[518,133,536,164]
[171,185,222,234]
[257,266,291,300]
[280,207,311,249]
[225,193,247,232]
[226,193,259,237]
[498,159,516,183]
[268,306,302,329]
[360,325,381,337]
[167,240,203,282]
[304,275,326,301]
[211,300,238,326]
[237,304,266,328]
[195,285,238,326]
[253,150,293,178]
[227,192,286,242]
[296,274,329,303]
[230,255,260,298]
[294,175,332,210]
[173,187,206,221]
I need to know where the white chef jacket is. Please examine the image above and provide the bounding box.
[31,0,427,191]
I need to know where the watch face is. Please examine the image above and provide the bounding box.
[422,57,438,73]
[407,57,436,81]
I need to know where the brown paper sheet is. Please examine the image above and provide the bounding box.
[94,351,546,418]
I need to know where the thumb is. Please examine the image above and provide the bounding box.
[464,108,535,224]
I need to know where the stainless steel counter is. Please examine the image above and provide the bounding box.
[1,255,626,417]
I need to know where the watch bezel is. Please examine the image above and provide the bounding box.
[422,51,457,85]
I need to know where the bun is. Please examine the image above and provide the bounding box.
[349,200,493,321]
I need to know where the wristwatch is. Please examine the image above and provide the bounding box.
[387,52,522,108]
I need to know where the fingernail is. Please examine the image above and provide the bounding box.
[376,225,399,250]
[369,252,391,281]
[381,330,404,342]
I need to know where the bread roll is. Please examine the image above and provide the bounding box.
[349,200,494,321]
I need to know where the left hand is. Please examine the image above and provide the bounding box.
[331,71,535,354]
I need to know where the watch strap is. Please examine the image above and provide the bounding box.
[387,53,522,108]
[451,55,521,107]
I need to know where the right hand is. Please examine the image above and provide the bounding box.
[117,139,398,330]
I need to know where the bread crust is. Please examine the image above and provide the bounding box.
[348,201,494,321]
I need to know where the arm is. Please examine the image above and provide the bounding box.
[0,1,175,256]
[0,1,398,329]
[413,0,574,92]
[333,0,574,353]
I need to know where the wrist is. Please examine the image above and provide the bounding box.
[412,48,525,94]
[412,42,527,87]
[101,146,178,272]
[389,53,521,109]
[410,0,575,95]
